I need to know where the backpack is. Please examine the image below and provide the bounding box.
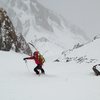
[38,53,45,64]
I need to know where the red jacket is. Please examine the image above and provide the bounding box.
[25,53,43,65]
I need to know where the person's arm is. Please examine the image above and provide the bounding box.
[23,56,35,60]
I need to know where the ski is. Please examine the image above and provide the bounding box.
[28,42,38,51]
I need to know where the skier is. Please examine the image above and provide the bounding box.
[23,51,45,75]
[92,64,100,76]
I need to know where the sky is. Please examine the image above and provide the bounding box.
[38,0,100,38]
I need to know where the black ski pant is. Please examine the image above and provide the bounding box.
[34,64,45,75]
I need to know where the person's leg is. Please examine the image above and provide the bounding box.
[34,66,39,75]
[38,64,45,74]
[41,68,45,74]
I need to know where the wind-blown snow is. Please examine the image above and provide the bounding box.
[0,39,100,100]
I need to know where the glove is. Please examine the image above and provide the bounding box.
[23,58,26,60]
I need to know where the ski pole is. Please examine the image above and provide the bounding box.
[24,60,30,72]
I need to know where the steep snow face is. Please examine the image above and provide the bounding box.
[1,0,89,38]
[5,0,64,34]
[0,0,90,55]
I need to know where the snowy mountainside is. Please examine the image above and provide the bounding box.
[0,0,90,55]
[3,0,87,38]
[56,38,100,63]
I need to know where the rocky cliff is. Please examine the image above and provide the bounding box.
[0,8,32,55]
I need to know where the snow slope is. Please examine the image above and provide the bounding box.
[0,39,100,100]
[58,38,100,63]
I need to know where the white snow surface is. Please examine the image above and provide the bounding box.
[0,39,100,100]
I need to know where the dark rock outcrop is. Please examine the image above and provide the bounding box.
[0,8,32,55]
